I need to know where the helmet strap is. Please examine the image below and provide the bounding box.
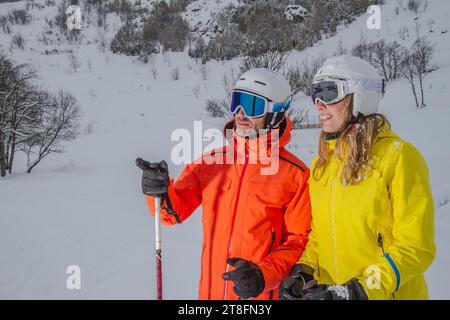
[325,112,363,141]
[265,112,285,129]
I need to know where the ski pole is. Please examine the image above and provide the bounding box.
[154,195,163,300]
[136,158,182,300]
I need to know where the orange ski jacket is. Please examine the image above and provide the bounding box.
[146,117,311,300]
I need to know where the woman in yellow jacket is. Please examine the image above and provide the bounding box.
[279,55,436,300]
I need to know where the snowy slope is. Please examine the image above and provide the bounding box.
[183,0,238,40]
[0,0,449,299]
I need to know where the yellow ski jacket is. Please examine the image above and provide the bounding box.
[299,127,435,299]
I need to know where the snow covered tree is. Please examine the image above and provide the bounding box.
[8,9,32,25]
[111,22,156,57]
[143,1,190,52]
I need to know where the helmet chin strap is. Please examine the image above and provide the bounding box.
[265,112,285,130]
[325,112,363,140]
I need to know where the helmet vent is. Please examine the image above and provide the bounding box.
[254,80,267,86]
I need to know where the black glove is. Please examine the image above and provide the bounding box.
[298,278,368,300]
[279,264,315,300]
[136,158,170,196]
[222,258,265,299]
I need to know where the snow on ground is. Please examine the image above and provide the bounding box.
[0,0,449,299]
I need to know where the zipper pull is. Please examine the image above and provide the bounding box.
[244,137,250,162]
[377,233,385,254]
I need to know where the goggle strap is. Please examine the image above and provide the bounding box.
[346,79,385,94]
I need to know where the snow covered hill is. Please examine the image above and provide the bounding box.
[0,0,449,299]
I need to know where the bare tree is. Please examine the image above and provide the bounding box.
[400,38,436,110]
[0,56,40,175]
[240,50,289,74]
[333,40,348,56]
[1,54,81,176]
[286,55,326,97]
[399,27,410,41]
[287,108,312,129]
[352,37,374,65]
[411,37,436,108]
[408,0,420,13]
[400,54,420,109]
[192,84,200,99]
[385,41,408,81]
[23,90,81,173]
[10,32,25,50]
[205,99,228,118]
[171,67,180,81]
[199,64,208,81]
[68,53,81,73]
[371,40,407,81]
[0,15,11,34]
[426,18,435,33]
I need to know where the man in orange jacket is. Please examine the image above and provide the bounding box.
[137,68,311,300]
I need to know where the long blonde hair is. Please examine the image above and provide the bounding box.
[313,97,391,185]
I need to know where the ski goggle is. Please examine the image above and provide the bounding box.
[229,90,292,118]
[311,78,385,105]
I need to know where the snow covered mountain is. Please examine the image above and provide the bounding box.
[0,0,449,299]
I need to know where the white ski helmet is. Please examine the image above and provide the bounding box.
[313,55,385,117]
[233,68,292,128]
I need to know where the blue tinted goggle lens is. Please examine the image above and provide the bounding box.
[230,91,267,118]
[272,100,291,112]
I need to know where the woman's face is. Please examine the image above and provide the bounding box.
[315,95,352,133]
[234,108,268,136]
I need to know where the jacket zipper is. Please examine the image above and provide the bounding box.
[331,177,339,282]
[267,231,276,300]
[223,140,249,300]
[378,233,396,300]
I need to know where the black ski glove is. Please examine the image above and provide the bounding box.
[279,264,315,300]
[136,158,170,196]
[297,278,368,300]
[222,258,265,299]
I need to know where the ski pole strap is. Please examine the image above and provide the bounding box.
[161,193,182,224]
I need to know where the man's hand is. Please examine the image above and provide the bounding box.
[136,158,170,196]
[222,258,265,299]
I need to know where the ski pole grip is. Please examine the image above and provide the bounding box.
[135,157,148,170]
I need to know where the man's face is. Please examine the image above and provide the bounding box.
[234,108,268,136]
